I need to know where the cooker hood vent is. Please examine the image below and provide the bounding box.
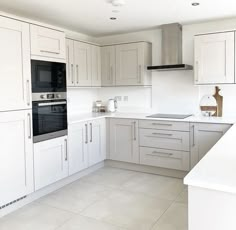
[148,23,193,71]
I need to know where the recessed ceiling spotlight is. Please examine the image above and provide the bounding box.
[111,0,126,7]
[192,2,200,6]
[110,17,117,20]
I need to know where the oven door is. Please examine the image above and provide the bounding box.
[33,100,68,143]
[31,60,66,93]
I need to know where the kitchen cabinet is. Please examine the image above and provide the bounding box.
[109,118,139,164]
[194,32,235,84]
[101,46,116,86]
[68,122,89,175]
[0,110,33,207]
[190,123,231,168]
[30,25,66,61]
[68,118,106,175]
[66,39,101,87]
[116,42,152,86]
[0,16,31,111]
[34,136,69,191]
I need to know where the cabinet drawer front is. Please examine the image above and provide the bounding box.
[139,129,189,151]
[139,120,189,131]
[140,147,190,171]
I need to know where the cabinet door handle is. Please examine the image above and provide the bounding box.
[192,125,195,147]
[26,80,31,106]
[152,133,173,136]
[71,64,74,84]
[152,123,172,126]
[148,151,173,157]
[85,124,88,144]
[76,64,79,84]
[27,113,31,139]
[133,121,137,141]
[139,65,142,83]
[40,50,60,55]
[90,123,93,143]
[195,61,199,83]
[64,139,68,161]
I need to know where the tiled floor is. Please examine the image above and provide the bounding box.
[0,167,188,230]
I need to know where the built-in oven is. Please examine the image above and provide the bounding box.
[31,60,66,93]
[32,93,67,143]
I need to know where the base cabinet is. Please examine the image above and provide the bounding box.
[0,110,33,207]
[34,136,68,191]
[109,118,139,164]
[190,123,231,168]
[68,119,106,176]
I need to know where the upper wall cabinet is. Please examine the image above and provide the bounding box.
[66,39,101,87]
[102,42,152,87]
[101,46,116,86]
[30,25,66,61]
[0,16,31,111]
[194,32,235,84]
[116,42,152,86]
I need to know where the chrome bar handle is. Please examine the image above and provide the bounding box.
[64,139,68,161]
[40,50,60,54]
[85,124,88,144]
[90,123,93,143]
[71,64,74,84]
[27,113,31,139]
[192,125,195,147]
[76,64,79,84]
[133,121,137,141]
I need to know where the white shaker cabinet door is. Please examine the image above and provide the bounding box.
[91,45,101,87]
[30,25,66,60]
[34,136,69,190]
[109,118,139,164]
[0,16,31,111]
[88,119,106,166]
[0,110,34,207]
[194,32,235,84]
[101,46,116,86]
[74,41,92,86]
[68,122,89,175]
[66,39,75,87]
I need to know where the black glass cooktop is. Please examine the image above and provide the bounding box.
[146,114,192,119]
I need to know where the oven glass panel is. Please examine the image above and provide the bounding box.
[31,60,66,93]
[33,101,67,137]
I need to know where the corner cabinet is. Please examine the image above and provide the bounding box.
[115,42,152,86]
[102,42,152,87]
[190,123,231,168]
[194,32,235,84]
[0,16,31,111]
[109,118,139,164]
[66,39,101,87]
[30,25,66,61]
[68,118,106,176]
[34,136,69,191]
[0,110,34,207]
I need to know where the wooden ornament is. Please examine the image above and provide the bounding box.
[213,86,223,117]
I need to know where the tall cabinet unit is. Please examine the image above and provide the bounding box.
[194,32,235,84]
[109,118,139,164]
[0,16,31,111]
[66,39,101,87]
[0,110,34,207]
[190,123,231,168]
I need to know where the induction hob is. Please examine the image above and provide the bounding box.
[146,114,192,119]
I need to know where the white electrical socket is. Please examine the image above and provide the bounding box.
[115,96,122,101]
[124,96,129,101]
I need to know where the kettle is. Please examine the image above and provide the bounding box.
[107,99,118,112]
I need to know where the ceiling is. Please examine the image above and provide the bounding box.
[0,0,236,37]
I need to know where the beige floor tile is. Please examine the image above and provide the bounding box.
[0,202,74,230]
[38,180,114,213]
[81,189,172,230]
[175,188,188,204]
[81,167,140,188]
[57,215,126,230]
[151,202,188,230]
[122,173,185,201]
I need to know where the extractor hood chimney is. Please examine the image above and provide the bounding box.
[147,23,193,71]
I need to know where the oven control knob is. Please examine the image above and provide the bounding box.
[40,95,46,99]
[56,94,61,99]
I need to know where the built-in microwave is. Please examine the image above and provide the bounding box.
[31,60,66,93]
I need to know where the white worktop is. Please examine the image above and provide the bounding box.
[68,112,236,125]
[184,123,236,194]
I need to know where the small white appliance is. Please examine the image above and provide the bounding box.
[107,99,118,112]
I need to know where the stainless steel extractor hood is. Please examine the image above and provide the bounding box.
[147,23,193,71]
